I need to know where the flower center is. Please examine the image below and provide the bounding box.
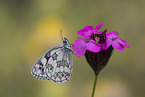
[112,37,117,41]
[86,38,93,43]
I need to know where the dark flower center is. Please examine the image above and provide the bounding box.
[112,37,117,41]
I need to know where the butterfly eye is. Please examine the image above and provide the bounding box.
[63,40,67,44]
[63,38,69,44]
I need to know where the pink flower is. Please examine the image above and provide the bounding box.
[77,24,103,37]
[102,31,130,51]
[72,24,130,74]
[72,37,101,57]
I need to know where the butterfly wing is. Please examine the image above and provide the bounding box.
[31,53,49,80]
[45,46,73,83]
[31,45,73,83]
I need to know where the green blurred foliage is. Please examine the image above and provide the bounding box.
[0,0,145,97]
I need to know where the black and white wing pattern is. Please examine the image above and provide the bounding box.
[31,38,73,83]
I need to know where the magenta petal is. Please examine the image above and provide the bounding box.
[112,41,124,51]
[102,38,112,50]
[72,38,86,57]
[111,31,118,38]
[106,31,118,39]
[77,25,94,37]
[84,25,94,31]
[77,29,86,36]
[75,48,86,57]
[82,31,93,37]
[86,39,101,53]
[94,24,103,31]
[82,25,94,37]
[117,38,130,48]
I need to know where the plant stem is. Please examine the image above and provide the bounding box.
[91,74,98,97]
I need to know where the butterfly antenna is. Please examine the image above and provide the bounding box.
[59,29,63,40]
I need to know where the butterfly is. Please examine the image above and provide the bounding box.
[31,38,73,83]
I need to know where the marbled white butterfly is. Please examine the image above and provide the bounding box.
[31,38,73,83]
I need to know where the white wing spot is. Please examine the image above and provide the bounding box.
[55,67,59,72]
[41,58,47,65]
[60,66,63,72]
[56,77,60,81]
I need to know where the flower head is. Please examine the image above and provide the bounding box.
[72,24,130,74]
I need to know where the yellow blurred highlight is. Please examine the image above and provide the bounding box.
[35,15,68,45]
[23,15,69,60]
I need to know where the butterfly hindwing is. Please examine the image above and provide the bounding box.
[31,54,48,80]
[45,46,73,83]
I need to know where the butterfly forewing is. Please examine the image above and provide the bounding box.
[31,38,73,83]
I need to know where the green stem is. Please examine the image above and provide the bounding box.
[91,74,98,97]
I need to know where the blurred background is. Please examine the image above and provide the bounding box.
[0,0,145,97]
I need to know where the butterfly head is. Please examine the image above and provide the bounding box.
[62,38,72,51]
